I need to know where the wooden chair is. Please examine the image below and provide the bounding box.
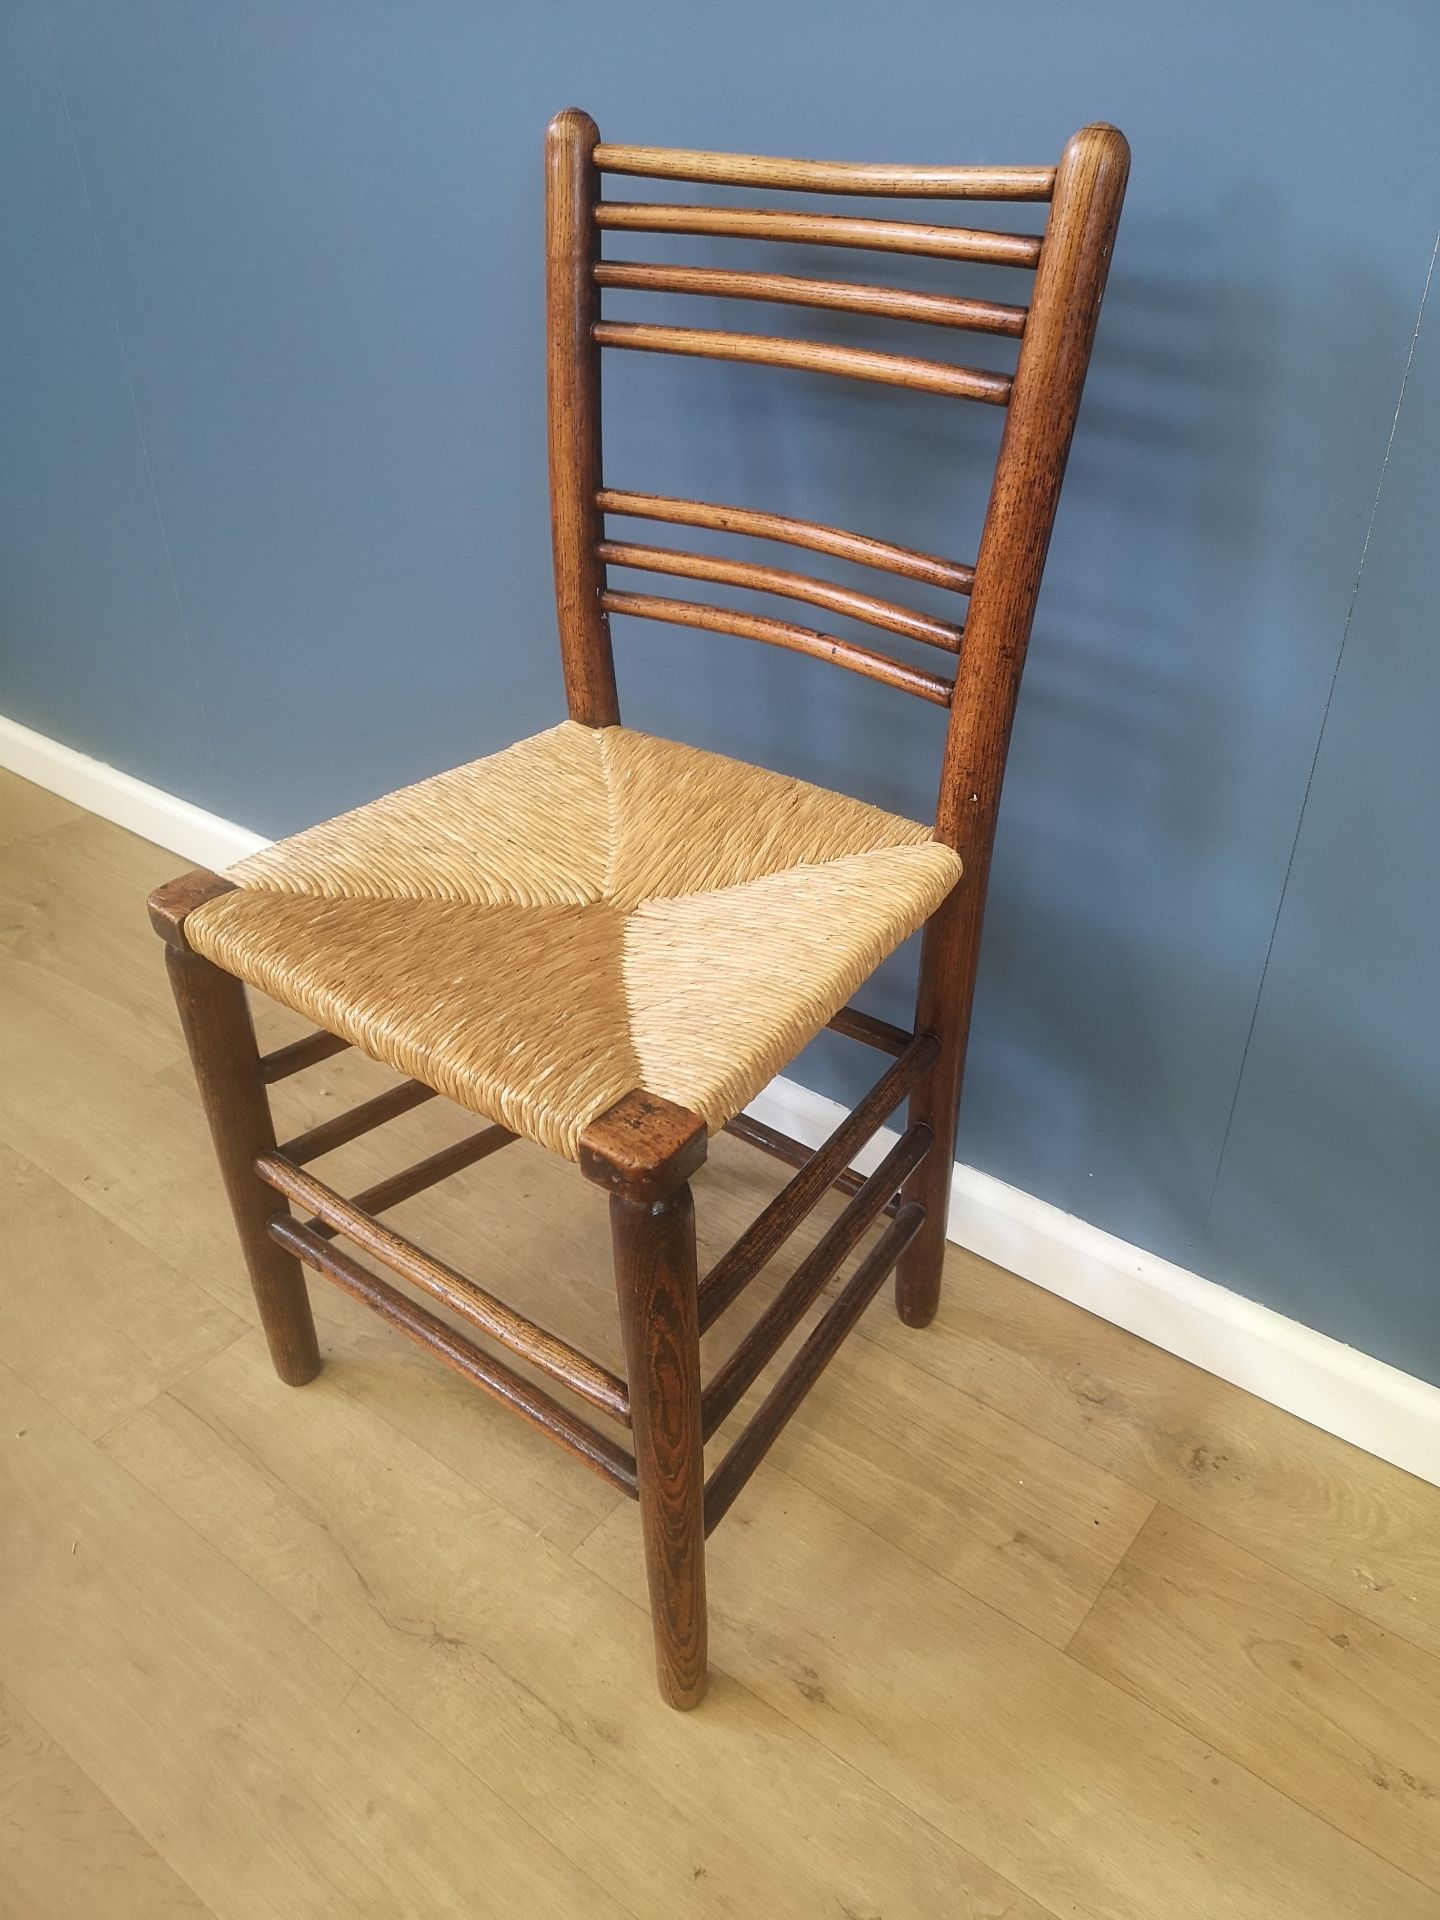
[148,110,1128,1709]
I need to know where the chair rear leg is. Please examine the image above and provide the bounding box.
[895,890,976,1328]
[893,1054,959,1327]
[165,945,321,1385]
[610,1182,708,1709]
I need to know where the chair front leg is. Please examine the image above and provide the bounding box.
[611,1182,708,1708]
[581,1090,710,1709]
[163,938,321,1386]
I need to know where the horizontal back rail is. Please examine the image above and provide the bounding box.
[553,113,1130,883]
[594,320,1012,403]
[272,1218,639,1496]
[594,260,1028,336]
[599,590,954,704]
[258,1152,630,1424]
[598,540,962,650]
[596,202,1043,267]
[599,489,974,593]
[595,143,1056,200]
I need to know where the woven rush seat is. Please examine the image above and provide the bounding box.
[184,721,962,1159]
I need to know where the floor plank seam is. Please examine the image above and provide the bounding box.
[1077,1495,1440,1680]
[87,1325,261,1451]
[1060,1512,1440,1897]
[0,1678,226,1920]
[1059,1497,1160,1655]
[849,1311,1167,1500]
[78,1377,648,1920]
[851,1312,1440,1652]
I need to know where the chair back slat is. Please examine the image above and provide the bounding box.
[593,142,1057,201]
[597,541,963,652]
[593,321,1013,404]
[595,262,1028,336]
[596,491,976,594]
[596,201,1043,268]
[599,593,955,706]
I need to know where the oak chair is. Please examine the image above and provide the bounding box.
[148,110,1129,1708]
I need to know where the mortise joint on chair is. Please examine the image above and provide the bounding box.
[149,108,1129,1707]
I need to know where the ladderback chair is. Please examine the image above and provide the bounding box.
[148,110,1129,1708]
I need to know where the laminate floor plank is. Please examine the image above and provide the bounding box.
[0,813,188,1070]
[0,1141,246,1438]
[0,770,82,849]
[855,1248,1440,1657]
[0,1684,215,1920]
[102,1334,1052,1920]
[1068,1504,1440,1891]
[1,1367,641,1920]
[576,1474,1440,1920]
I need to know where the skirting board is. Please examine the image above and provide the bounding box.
[750,1076,1440,1489]
[6,706,1439,1490]
[0,713,267,870]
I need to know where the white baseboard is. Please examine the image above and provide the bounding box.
[0,714,267,870]
[749,1076,1440,1489]
[7,708,1439,1489]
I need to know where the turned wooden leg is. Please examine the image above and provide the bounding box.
[581,1090,709,1709]
[893,1052,958,1328]
[164,941,321,1385]
[895,889,974,1329]
[610,1182,707,1708]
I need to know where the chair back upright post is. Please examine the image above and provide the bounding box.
[547,108,621,726]
[897,124,1128,1324]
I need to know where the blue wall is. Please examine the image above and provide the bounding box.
[4,1,1437,1379]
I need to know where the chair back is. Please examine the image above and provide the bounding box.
[545,109,1129,869]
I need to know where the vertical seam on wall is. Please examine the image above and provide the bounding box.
[1207,228,1440,1210]
[40,5,218,777]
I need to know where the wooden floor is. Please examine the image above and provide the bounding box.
[4,768,1440,1920]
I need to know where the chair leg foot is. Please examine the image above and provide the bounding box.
[894,1190,947,1327]
[894,1060,957,1329]
[610,1183,708,1709]
[165,946,321,1386]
